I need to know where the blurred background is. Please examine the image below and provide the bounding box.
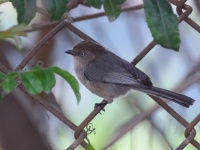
[0,0,200,150]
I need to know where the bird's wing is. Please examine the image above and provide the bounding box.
[84,52,152,86]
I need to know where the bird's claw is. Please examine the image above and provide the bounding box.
[95,101,107,112]
[94,99,113,114]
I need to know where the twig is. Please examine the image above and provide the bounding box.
[27,22,59,32]
[72,4,143,22]
[25,4,143,33]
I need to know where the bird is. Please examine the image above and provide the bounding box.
[66,40,195,108]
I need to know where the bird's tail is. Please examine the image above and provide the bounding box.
[134,86,195,108]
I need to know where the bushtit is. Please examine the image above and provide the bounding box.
[66,40,195,107]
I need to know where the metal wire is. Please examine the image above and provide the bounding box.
[0,0,200,149]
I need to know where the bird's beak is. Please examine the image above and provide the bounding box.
[65,50,75,55]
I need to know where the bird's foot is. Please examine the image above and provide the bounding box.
[95,99,113,114]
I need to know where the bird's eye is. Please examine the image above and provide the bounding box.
[80,52,85,56]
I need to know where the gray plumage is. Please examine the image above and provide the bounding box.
[66,40,195,108]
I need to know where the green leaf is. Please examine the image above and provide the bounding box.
[20,71,43,94]
[47,66,81,103]
[86,0,104,9]
[143,0,180,51]
[42,69,55,93]
[103,0,125,22]
[0,24,29,39]
[7,72,18,78]
[24,0,37,24]
[42,0,68,21]
[86,144,95,150]
[10,0,25,23]
[33,67,56,94]
[0,24,30,50]
[10,0,37,24]
[2,74,16,93]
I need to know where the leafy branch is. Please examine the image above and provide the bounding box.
[143,0,180,50]
[0,0,180,51]
[0,66,81,103]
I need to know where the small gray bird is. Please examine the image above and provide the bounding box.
[66,40,195,107]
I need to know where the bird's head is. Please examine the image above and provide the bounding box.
[66,40,106,66]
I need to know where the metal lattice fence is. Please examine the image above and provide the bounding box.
[0,0,200,149]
